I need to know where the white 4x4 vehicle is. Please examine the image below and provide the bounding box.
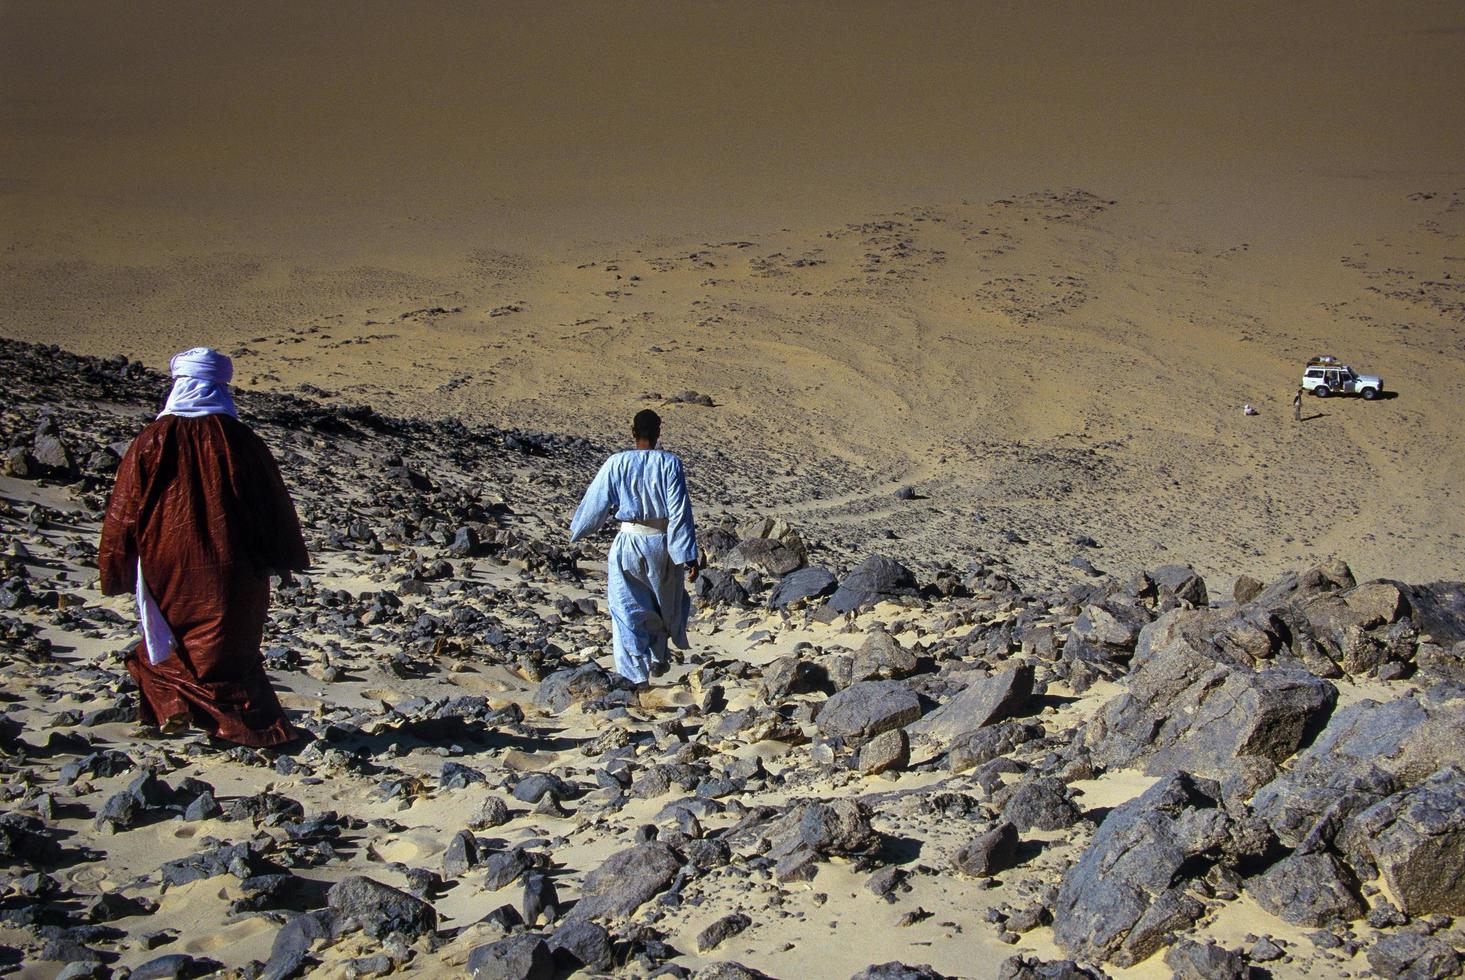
[1302,356,1384,400]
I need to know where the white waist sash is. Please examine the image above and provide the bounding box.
[619,520,667,536]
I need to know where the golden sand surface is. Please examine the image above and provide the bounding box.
[3,1,1463,588]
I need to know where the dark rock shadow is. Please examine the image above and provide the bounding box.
[1022,692,1080,716]
[1293,696,1337,757]
[878,833,924,865]
[24,730,101,758]
[336,726,586,760]
[245,875,332,915]
[1014,838,1046,866]
[35,825,109,869]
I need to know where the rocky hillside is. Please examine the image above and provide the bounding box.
[2,338,1464,979]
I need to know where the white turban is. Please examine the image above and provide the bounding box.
[159,347,238,419]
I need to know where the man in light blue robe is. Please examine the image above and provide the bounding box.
[570,410,699,686]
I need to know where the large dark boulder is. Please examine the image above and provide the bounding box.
[761,798,881,882]
[997,956,1105,980]
[1299,581,1415,675]
[565,841,680,921]
[947,721,1043,774]
[30,419,77,478]
[829,556,918,614]
[1416,639,1465,685]
[760,656,830,703]
[1163,940,1247,980]
[1240,566,1460,679]
[833,631,919,687]
[443,830,481,878]
[547,920,612,971]
[259,910,334,980]
[1249,763,1399,854]
[1354,766,1465,916]
[467,934,553,980]
[130,954,222,980]
[1250,559,1356,611]
[1061,598,1153,691]
[1247,852,1364,926]
[857,728,910,775]
[325,876,437,940]
[1000,777,1082,832]
[721,536,804,577]
[816,680,922,743]
[1402,580,1465,646]
[1085,607,1336,780]
[0,812,61,867]
[1251,694,1465,851]
[952,821,1019,878]
[1150,564,1208,606]
[850,964,947,980]
[909,665,1032,749]
[160,842,266,888]
[766,799,880,859]
[695,569,750,607]
[1052,773,1266,967]
[691,964,773,980]
[769,566,838,609]
[1366,932,1462,980]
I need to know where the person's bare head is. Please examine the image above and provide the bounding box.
[632,409,661,449]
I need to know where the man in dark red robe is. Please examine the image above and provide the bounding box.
[98,348,309,747]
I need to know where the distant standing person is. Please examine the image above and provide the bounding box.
[98,348,309,746]
[570,410,699,687]
[1293,386,1303,422]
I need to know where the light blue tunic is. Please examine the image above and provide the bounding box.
[569,449,699,684]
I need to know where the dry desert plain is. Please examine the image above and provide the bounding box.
[2,3,1465,979]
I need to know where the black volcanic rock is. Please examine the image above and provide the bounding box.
[326,876,437,940]
[909,665,1032,749]
[1053,773,1265,967]
[1150,564,1208,606]
[769,566,837,609]
[816,681,921,743]
[467,934,553,980]
[829,556,918,613]
[1247,852,1364,926]
[566,842,680,921]
[1001,777,1082,832]
[952,821,1019,878]
[696,568,750,607]
[1354,765,1465,916]
[1085,606,1337,780]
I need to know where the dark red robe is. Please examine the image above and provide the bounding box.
[98,415,309,746]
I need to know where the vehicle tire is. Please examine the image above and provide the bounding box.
[1315,385,1331,398]
[1361,387,1379,400]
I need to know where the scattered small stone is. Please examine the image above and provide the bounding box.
[697,912,752,952]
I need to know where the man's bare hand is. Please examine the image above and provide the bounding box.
[686,562,699,583]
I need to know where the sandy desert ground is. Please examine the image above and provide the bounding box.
[2,2,1465,978]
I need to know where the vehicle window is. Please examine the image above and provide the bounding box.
[1306,370,1323,378]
